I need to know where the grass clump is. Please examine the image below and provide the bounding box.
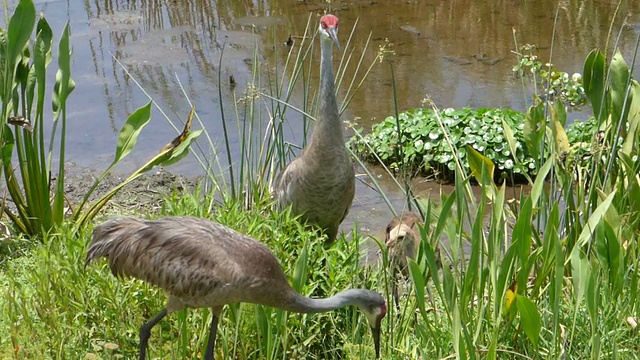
[0,191,383,360]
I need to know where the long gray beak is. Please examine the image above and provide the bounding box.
[327,27,341,51]
[371,325,381,358]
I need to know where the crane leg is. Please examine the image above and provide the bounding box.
[204,312,219,360]
[139,308,168,360]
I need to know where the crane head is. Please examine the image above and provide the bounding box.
[319,14,340,51]
[360,295,387,358]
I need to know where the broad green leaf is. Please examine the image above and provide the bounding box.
[408,259,427,319]
[619,154,640,229]
[497,246,517,317]
[553,99,567,127]
[513,197,534,292]
[594,220,622,296]
[433,190,456,244]
[621,80,640,155]
[7,0,36,65]
[570,249,590,304]
[550,102,570,157]
[523,101,545,161]
[516,295,541,347]
[15,47,30,93]
[292,241,308,292]
[465,145,495,199]
[442,256,456,312]
[77,108,201,229]
[52,23,75,117]
[461,195,483,308]
[530,156,553,207]
[160,129,203,167]
[609,51,631,126]
[586,270,599,330]
[32,18,53,122]
[513,196,533,264]
[504,282,517,314]
[36,18,54,67]
[113,102,152,163]
[583,49,607,121]
[573,191,615,250]
[502,119,518,162]
[2,125,15,164]
[544,204,563,350]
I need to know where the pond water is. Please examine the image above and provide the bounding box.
[5,0,640,240]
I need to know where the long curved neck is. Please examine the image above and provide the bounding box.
[308,38,344,149]
[282,288,365,314]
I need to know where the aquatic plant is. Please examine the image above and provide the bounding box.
[350,107,540,180]
[0,1,200,237]
[513,44,587,108]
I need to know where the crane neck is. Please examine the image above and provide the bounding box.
[308,38,344,149]
[282,288,369,314]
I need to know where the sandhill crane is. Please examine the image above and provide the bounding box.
[85,216,386,360]
[384,212,441,311]
[274,14,356,243]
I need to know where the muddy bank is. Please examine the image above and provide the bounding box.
[60,162,200,220]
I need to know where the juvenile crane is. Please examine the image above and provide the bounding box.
[85,216,386,360]
[274,14,355,243]
[385,212,441,310]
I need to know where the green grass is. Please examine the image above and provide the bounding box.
[2,1,640,360]
[2,181,640,359]
[0,191,386,359]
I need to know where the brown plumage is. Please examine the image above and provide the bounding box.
[85,216,386,360]
[274,14,355,243]
[384,212,441,310]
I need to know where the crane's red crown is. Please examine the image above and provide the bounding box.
[320,14,339,29]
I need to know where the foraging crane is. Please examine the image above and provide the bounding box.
[274,14,356,243]
[384,212,441,310]
[85,216,386,360]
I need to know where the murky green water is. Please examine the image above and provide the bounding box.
[6,0,640,237]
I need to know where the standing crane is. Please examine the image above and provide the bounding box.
[384,212,441,311]
[85,216,386,360]
[274,14,356,243]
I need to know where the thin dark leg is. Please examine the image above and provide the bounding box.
[139,308,168,360]
[204,314,219,360]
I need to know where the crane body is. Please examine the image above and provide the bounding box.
[275,14,355,243]
[86,216,386,360]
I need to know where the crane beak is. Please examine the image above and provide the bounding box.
[327,27,341,51]
[371,324,381,358]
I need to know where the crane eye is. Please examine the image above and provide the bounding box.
[321,21,327,29]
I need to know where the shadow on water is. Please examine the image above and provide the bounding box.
[8,0,640,237]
